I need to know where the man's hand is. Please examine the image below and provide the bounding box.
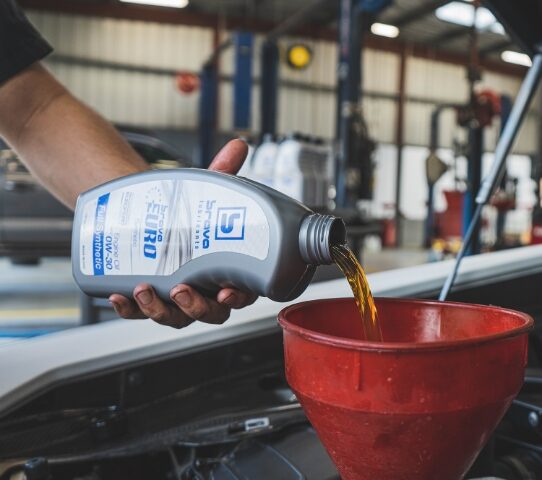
[108,139,258,328]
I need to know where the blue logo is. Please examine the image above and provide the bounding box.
[215,207,246,240]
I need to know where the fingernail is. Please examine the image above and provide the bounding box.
[136,289,153,305]
[109,299,120,310]
[221,294,236,307]
[174,290,191,308]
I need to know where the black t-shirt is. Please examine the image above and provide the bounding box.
[0,0,52,85]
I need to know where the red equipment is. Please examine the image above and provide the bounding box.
[456,89,501,128]
[434,190,464,239]
[279,297,532,480]
[175,71,199,94]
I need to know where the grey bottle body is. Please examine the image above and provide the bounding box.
[72,169,344,302]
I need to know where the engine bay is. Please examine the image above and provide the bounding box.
[4,252,542,479]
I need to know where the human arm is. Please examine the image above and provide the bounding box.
[0,62,256,327]
[0,63,149,208]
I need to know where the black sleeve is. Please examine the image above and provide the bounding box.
[0,0,53,85]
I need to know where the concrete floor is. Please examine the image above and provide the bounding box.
[0,247,430,334]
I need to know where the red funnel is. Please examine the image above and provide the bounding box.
[279,298,532,480]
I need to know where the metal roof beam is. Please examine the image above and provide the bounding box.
[19,0,334,37]
[266,0,333,41]
[389,0,452,27]
[479,39,514,57]
[431,25,470,45]
[20,0,527,78]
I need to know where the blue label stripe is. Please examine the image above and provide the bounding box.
[93,193,110,276]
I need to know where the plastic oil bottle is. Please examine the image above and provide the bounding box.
[72,168,347,302]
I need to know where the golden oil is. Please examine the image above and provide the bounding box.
[331,244,382,342]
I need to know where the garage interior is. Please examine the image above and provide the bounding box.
[1,0,542,479]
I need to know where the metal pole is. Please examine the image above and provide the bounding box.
[335,0,363,208]
[198,37,232,167]
[424,106,443,248]
[260,0,333,138]
[233,31,253,132]
[462,125,483,255]
[426,183,435,247]
[424,103,459,247]
[495,94,512,244]
[198,63,218,168]
[393,47,407,245]
[260,41,279,137]
[439,53,542,301]
[539,82,542,163]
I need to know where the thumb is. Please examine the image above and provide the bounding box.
[208,139,248,175]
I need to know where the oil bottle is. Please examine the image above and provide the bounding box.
[72,169,346,302]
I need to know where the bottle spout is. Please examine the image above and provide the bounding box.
[299,214,347,265]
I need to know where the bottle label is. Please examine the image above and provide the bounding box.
[79,179,270,276]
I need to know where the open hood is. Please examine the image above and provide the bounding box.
[485,0,542,56]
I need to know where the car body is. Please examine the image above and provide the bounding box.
[0,128,190,264]
[1,247,542,478]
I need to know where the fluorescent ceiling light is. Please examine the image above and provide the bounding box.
[501,50,532,67]
[436,2,504,34]
[371,22,399,38]
[119,0,189,7]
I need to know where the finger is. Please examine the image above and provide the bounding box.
[208,139,248,175]
[171,285,231,325]
[109,294,145,319]
[133,284,193,329]
[217,288,258,309]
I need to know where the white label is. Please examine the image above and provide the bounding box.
[79,179,270,276]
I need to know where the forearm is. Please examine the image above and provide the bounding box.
[0,63,149,209]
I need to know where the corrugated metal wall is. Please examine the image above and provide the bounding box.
[28,10,539,154]
[28,11,212,128]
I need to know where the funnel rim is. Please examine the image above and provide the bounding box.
[278,297,533,352]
